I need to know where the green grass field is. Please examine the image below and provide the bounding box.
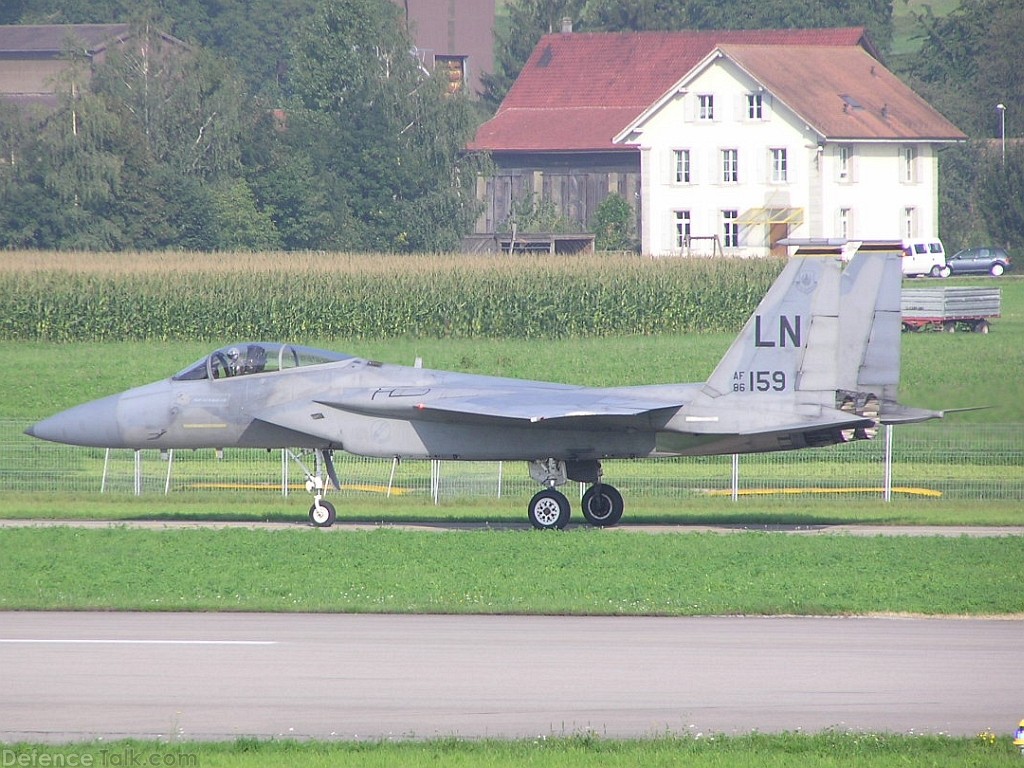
[2,525,1021,615]
[4,733,1022,768]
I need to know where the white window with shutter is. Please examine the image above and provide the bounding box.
[674,210,691,250]
[672,149,691,184]
[698,94,714,121]
[770,148,787,183]
[721,149,738,183]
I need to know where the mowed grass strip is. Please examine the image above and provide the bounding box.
[2,527,1021,615]
[3,733,1021,767]
[1,493,1023,527]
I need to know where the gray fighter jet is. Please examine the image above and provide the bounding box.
[26,245,944,529]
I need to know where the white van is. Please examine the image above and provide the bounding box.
[901,238,950,278]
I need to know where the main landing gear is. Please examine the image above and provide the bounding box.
[526,459,624,530]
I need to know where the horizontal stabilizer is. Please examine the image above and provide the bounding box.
[879,404,985,425]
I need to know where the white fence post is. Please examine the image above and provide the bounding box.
[431,460,440,505]
[163,449,173,495]
[133,450,142,496]
[884,425,894,503]
[101,448,110,493]
[281,449,289,497]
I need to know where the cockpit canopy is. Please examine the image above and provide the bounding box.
[173,343,353,381]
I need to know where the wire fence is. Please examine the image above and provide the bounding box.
[1,419,1022,502]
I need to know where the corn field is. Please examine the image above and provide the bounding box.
[0,251,783,341]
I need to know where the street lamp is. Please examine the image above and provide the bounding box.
[996,103,1006,166]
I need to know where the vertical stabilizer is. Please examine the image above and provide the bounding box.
[699,246,903,415]
[663,244,935,455]
[837,247,902,404]
[701,255,843,402]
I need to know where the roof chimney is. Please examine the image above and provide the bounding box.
[561,17,573,34]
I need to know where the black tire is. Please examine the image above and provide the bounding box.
[581,484,624,527]
[309,499,336,527]
[991,263,1005,277]
[528,489,571,530]
[973,320,990,334]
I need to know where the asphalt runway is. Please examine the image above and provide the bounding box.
[2,612,1021,742]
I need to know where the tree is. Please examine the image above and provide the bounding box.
[11,0,318,98]
[482,0,586,109]
[932,142,985,252]
[0,52,132,249]
[208,179,283,250]
[900,0,1023,139]
[0,22,259,250]
[580,0,688,32]
[680,0,892,53]
[243,113,339,251]
[977,145,1024,249]
[895,0,1022,247]
[0,0,30,24]
[287,0,483,251]
[592,193,635,251]
[93,27,247,180]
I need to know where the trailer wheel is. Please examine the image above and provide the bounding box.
[943,321,956,333]
[972,320,990,334]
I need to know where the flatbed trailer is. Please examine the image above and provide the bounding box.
[900,286,1001,333]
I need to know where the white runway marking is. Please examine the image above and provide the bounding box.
[0,638,276,645]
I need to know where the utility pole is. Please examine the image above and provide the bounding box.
[996,103,1006,166]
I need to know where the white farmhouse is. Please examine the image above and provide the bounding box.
[615,43,965,255]
[469,27,966,256]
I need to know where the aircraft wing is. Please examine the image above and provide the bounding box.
[320,388,685,425]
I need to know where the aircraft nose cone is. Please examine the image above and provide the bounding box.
[25,394,124,448]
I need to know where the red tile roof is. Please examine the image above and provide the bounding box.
[719,44,965,141]
[468,27,962,153]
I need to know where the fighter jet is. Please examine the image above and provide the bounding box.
[26,244,944,529]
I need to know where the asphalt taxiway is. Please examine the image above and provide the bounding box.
[1,518,1023,536]
[2,611,1021,742]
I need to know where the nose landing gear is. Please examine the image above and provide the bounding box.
[288,448,340,527]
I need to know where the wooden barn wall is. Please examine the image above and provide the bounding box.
[475,152,641,237]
